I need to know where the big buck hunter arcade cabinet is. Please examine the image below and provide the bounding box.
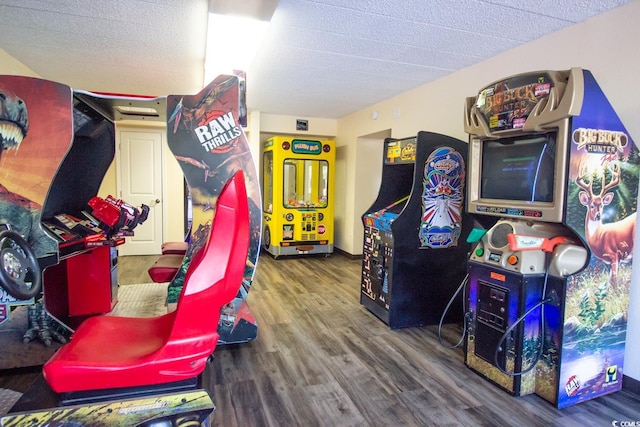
[463,68,639,408]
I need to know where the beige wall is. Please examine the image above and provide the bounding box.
[337,1,640,255]
[0,49,40,77]
[259,112,337,137]
[336,1,640,382]
[246,111,338,167]
[254,111,338,157]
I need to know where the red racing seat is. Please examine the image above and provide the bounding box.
[148,254,184,282]
[161,241,188,255]
[147,237,189,283]
[43,171,249,393]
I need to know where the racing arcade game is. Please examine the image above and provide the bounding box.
[0,75,258,425]
[41,94,149,329]
[361,131,473,328]
[0,76,147,365]
[165,75,261,345]
[463,68,638,408]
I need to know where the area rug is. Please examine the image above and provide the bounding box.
[109,282,169,317]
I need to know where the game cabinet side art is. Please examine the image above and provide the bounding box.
[0,75,73,325]
[165,75,261,344]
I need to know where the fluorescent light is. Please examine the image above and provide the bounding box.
[204,13,270,85]
[115,106,159,116]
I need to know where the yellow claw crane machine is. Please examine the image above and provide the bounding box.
[262,136,335,257]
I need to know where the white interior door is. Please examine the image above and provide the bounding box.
[117,128,163,255]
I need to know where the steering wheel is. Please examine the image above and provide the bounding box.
[0,230,42,300]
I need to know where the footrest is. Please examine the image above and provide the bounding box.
[148,254,184,283]
[161,241,188,255]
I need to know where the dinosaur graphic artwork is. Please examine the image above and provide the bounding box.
[0,86,53,258]
[0,75,72,351]
[0,77,72,260]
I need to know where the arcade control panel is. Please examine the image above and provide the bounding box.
[40,196,148,322]
[42,212,122,257]
[42,195,148,257]
[469,219,587,277]
[467,219,588,378]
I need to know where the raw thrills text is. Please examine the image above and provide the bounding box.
[484,83,538,114]
[194,111,242,151]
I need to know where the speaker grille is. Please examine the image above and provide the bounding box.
[490,223,514,248]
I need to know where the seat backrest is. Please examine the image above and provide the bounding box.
[169,171,250,339]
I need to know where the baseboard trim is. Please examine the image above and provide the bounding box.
[334,247,361,260]
[624,375,640,395]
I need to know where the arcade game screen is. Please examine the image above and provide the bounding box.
[480,133,557,203]
[376,196,407,216]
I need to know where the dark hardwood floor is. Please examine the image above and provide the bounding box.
[208,253,640,426]
[2,252,640,426]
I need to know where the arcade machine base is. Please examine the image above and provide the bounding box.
[263,243,333,258]
[2,365,215,426]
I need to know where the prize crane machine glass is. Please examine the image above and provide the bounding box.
[263,150,274,214]
[283,159,329,208]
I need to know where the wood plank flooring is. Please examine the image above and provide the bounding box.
[209,253,640,426]
[2,252,640,426]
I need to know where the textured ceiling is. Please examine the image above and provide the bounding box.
[0,0,632,119]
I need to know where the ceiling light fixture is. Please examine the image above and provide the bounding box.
[204,0,278,86]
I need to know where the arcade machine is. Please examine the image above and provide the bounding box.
[0,76,146,368]
[165,75,261,344]
[41,92,150,332]
[0,76,73,369]
[360,131,474,328]
[462,68,638,408]
[261,136,335,257]
[0,74,259,425]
